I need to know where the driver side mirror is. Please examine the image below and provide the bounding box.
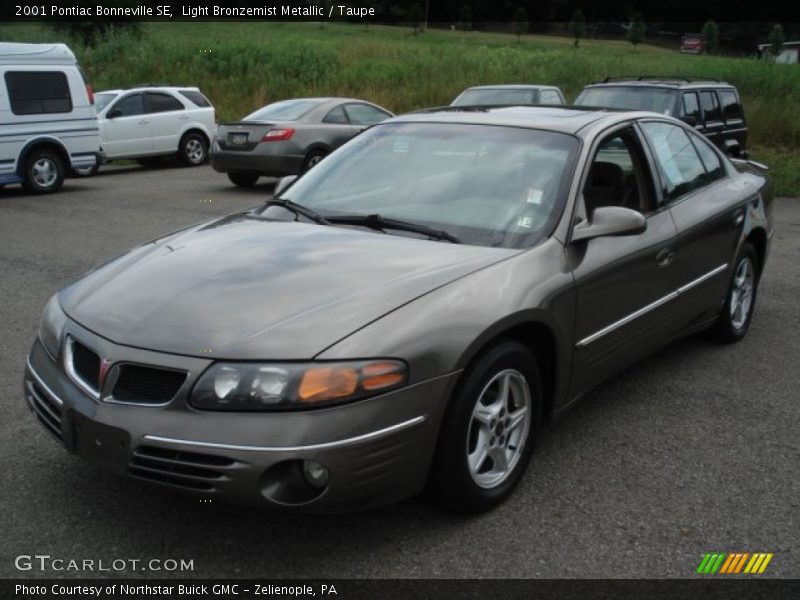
[274,175,297,197]
[106,108,122,119]
[571,206,647,243]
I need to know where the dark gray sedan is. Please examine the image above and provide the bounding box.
[25,107,772,513]
[451,84,566,107]
[210,97,393,187]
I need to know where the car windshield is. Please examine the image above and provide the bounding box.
[258,122,579,249]
[576,87,678,115]
[244,99,322,122]
[94,92,117,113]
[452,89,536,107]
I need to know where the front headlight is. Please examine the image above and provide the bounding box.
[190,360,408,411]
[38,295,67,359]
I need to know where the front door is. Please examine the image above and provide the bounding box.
[101,93,152,158]
[569,125,680,395]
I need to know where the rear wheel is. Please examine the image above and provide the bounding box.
[178,132,208,166]
[301,149,327,173]
[227,171,260,187]
[709,242,759,343]
[21,148,65,194]
[429,340,541,513]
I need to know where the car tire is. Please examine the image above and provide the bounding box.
[428,339,542,514]
[709,242,759,343]
[227,171,260,187]
[72,164,99,177]
[21,148,65,194]
[301,149,327,173]
[179,132,208,166]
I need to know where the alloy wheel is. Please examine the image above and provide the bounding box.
[32,158,57,187]
[730,256,755,330]
[466,369,532,489]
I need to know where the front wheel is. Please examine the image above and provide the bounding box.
[178,132,208,166]
[21,148,65,194]
[429,340,541,513]
[709,242,759,343]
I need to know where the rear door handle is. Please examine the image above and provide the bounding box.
[656,247,675,268]
[137,119,149,125]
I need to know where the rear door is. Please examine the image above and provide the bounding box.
[717,89,747,155]
[144,92,186,153]
[698,90,725,150]
[101,93,151,158]
[569,124,680,395]
[639,120,744,326]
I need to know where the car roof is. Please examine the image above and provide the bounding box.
[391,105,658,136]
[97,86,202,94]
[0,42,76,64]
[462,84,559,90]
[583,79,735,90]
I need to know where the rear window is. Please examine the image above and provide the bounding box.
[245,100,322,122]
[179,89,211,108]
[718,90,743,122]
[5,71,72,115]
[700,91,722,122]
[575,86,678,115]
[452,88,536,107]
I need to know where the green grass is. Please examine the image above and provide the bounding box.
[2,21,799,195]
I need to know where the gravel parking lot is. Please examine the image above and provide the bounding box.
[1,164,798,579]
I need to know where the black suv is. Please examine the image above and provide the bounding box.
[575,77,748,157]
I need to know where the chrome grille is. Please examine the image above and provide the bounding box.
[71,340,101,393]
[112,365,186,405]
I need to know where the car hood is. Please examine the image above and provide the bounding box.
[60,214,518,359]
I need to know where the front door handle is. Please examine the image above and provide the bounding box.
[733,209,745,226]
[656,247,675,268]
[137,119,150,125]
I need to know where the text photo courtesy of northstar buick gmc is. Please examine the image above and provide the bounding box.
[25,106,772,513]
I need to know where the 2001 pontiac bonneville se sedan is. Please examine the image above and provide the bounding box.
[25,107,773,513]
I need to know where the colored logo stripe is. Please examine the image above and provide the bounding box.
[697,552,773,574]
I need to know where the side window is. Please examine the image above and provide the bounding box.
[111,93,144,117]
[322,106,349,124]
[641,122,709,203]
[344,103,391,126]
[718,90,743,123]
[681,92,701,121]
[700,91,721,123]
[178,90,211,108]
[583,129,650,216]
[688,130,725,182]
[4,71,72,115]
[145,92,184,113]
[539,89,563,104]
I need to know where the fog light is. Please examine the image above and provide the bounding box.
[302,460,330,488]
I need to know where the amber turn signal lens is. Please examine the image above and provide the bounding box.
[361,361,406,391]
[298,366,358,403]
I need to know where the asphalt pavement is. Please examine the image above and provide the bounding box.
[0,164,797,578]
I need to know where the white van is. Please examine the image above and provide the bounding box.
[0,42,101,194]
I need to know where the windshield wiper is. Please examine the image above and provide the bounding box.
[265,198,330,225]
[326,213,461,244]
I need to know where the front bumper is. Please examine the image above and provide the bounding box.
[24,334,457,511]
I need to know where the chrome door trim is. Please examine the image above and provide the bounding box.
[576,263,728,348]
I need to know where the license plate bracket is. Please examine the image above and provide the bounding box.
[73,412,131,472]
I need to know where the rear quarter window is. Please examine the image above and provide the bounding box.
[4,71,72,115]
[178,90,212,108]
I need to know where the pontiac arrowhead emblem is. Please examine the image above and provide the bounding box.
[98,358,111,388]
